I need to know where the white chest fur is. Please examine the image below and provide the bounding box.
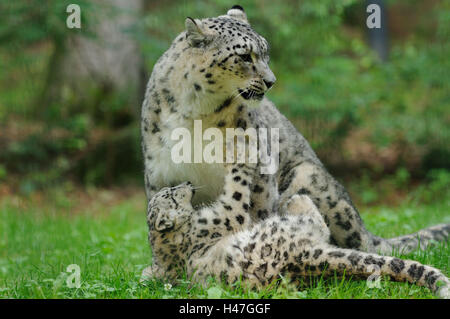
[146,116,228,206]
[151,150,226,206]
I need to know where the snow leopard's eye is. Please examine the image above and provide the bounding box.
[239,54,252,63]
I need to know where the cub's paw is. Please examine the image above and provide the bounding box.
[437,285,449,299]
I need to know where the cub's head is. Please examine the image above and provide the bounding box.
[181,5,276,110]
[147,182,195,232]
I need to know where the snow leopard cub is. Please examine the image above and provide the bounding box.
[143,161,449,299]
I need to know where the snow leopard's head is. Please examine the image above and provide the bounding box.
[170,5,276,115]
[147,182,194,232]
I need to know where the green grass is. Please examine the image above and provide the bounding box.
[0,189,448,299]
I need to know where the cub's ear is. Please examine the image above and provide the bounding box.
[227,5,248,23]
[185,17,207,47]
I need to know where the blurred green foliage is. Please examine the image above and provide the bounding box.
[0,0,448,192]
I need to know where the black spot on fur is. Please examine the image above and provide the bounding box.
[313,249,323,259]
[261,244,272,258]
[328,251,346,258]
[257,209,269,220]
[407,264,425,281]
[232,192,242,201]
[151,123,160,134]
[224,218,233,231]
[226,254,233,267]
[236,118,247,129]
[255,263,268,278]
[334,212,352,231]
[348,252,362,266]
[211,232,222,239]
[244,242,256,253]
[297,187,311,195]
[253,184,264,193]
[236,215,245,224]
[289,242,296,251]
[424,271,438,287]
[162,88,176,105]
[239,260,252,270]
[389,258,405,274]
[223,204,232,210]
[277,237,286,247]
[364,255,385,267]
[278,170,296,193]
[189,243,205,258]
[197,229,209,238]
[215,98,232,113]
[345,231,362,248]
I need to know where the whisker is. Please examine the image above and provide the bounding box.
[266,85,274,93]
[231,88,247,102]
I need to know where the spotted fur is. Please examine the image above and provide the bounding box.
[142,162,449,298]
[141,6,449,274]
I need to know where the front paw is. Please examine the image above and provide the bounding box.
[140,264,163,283]
[438,285,449,299]
[140,266,154,283]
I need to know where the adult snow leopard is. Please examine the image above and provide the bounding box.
[141,5,449,264]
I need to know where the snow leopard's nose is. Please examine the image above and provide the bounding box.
[262,67,276,90]
[263,79,274,89]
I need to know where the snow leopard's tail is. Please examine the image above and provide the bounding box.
[302,244,449,298]
[372,223,450,255]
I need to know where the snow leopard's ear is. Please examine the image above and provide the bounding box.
[227,5,248,24]
[185,17,208,47]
